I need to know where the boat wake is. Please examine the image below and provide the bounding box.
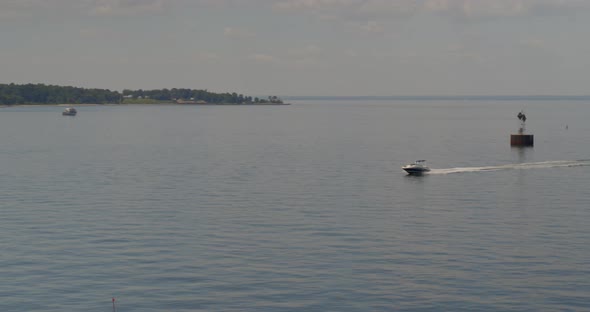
[429,159,590,175]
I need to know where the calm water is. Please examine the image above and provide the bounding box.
[1,101,589,311]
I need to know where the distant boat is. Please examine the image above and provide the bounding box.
[62,107,77,116]
[402,160,430,175]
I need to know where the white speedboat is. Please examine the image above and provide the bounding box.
[62,107,77,116]
[402,160,430,175]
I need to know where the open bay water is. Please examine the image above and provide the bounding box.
[1,100,589,311]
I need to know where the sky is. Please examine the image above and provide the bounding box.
[1,0,590,96]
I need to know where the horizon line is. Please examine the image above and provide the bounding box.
[283,95,590,101]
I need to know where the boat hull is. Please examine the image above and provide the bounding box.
[403,168,430,175]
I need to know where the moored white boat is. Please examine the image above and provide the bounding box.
[62,107,77,116]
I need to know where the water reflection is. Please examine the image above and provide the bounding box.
[511,145,534,163]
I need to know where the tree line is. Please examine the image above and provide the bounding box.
[122,88,282,104]
[0,83,283,105]
[0,83,120,105]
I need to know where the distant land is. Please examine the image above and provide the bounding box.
[0,83,285,105]
[284,95,590,101]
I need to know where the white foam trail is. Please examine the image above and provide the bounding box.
[429,159,590,175]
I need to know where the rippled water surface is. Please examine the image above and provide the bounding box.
[1,101,589,311]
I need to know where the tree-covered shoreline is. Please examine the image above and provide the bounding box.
[0,83,283,105]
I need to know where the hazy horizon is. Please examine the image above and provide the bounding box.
[2,0,590,96]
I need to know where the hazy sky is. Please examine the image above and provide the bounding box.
[1,0,590,96]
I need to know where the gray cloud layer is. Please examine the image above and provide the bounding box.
[2,0,588,18]
[2,0,589,95]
